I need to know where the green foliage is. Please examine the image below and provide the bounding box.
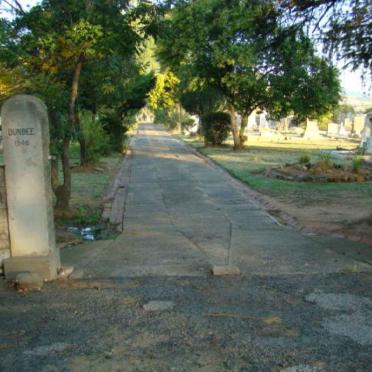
[299,154,311,164]
[281,1,372,75]
[154,108,170,127]
[74,206,102,227]
[319,152,333,168]
[352,156,363,174]
[148,71,179,110]
[181,117,196,131]
[201,112,231,146]
[158,0,341,149]
[154,106,196,132]
[100,112,126,153]
[317,112,333,130]
[81,112,110,163]
[332,104,355,123]
[180,85,224,117]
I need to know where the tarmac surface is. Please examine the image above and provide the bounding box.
[1,124,371,371]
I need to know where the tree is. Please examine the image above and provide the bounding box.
[158,0,341,149]
[1,0,155,208]
[149,71,179,111]
[279,1,372,76]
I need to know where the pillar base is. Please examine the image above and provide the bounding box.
[3,252,60,281]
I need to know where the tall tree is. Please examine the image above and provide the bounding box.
[158,0,341,149]
[279,0,372,76]
[2,0,155,208]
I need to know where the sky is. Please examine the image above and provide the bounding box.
[2,0,371,99]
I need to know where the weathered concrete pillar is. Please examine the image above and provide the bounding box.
[1,95,60,280]
[0,166,10,273]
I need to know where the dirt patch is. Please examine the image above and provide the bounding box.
[232,165,372,244]
[265,198,372,245]
[265,162,372,183]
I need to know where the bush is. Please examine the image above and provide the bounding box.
[81,112,110,163]
[154,108,178,129]
[299,154,311,164]
[352,155,363,173]
[318,151,333,168]
[201,112,231,146]
[100,112,127,152]
[181,117,196,132]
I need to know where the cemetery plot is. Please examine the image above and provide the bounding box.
[183,135,372,243]
[265,160,372,183]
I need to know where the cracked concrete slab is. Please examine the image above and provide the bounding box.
[62,124,372,278]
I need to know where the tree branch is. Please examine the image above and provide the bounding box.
[1,0,25,15]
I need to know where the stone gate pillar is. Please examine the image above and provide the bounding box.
[1,95,60,280]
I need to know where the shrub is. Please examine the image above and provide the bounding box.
[100,112,127,152]
[81,112,110,163]
[181,117,196,132]
[352,155,363,173]
[299,154,311,164]
[201,112,231,146]
[318,151,333,168]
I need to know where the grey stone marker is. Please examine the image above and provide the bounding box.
[303,119,320,138]
[1,95,60,280]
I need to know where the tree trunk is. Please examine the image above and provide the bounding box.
[228,103,241,150]
[56,138,71,209]
[75,107,87,166]
[239,114,248,147]
[51,157,59,194]
[176,103,182,133]
[49,110,61,195]
[57,56,84,209]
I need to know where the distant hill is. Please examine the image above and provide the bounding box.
[341,96,372,113]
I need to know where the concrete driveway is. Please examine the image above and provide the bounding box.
[1,123,371,371]
[63,123,371,278]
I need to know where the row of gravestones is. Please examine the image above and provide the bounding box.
[326,115,369,138]
[236,112,370,138]
[0,95,60,281]
[243,112,372,150]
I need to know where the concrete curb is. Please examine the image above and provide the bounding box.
[102,141,134,232]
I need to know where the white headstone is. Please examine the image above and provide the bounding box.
[247,112,257,130]
[361,113,372,154]
[338,122,350,138]
[1,95,60,280]
[353,115,365,136]
[327,122,339,136]
[303,119,320,138]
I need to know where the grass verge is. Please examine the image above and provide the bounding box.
[182,134,372,241]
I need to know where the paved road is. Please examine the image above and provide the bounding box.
[63,124,371,278]
[1,124,371,371]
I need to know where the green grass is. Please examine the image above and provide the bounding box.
[56,143,123,226]
[183,136,372,208]
[0,141,122,228]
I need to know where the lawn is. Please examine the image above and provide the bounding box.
[182,134,372,242]
[54,143,123,228]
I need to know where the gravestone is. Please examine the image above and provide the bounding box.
[338,121,350,138]
[278,117,290,132]
[327,122,339,137]
[343,117,353,132]
[361,113,372,154]
[1,95,60,280]
[303,119,320,138]
[258,113,269,132]
[353,115,365,136]
[247,112,257,130]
